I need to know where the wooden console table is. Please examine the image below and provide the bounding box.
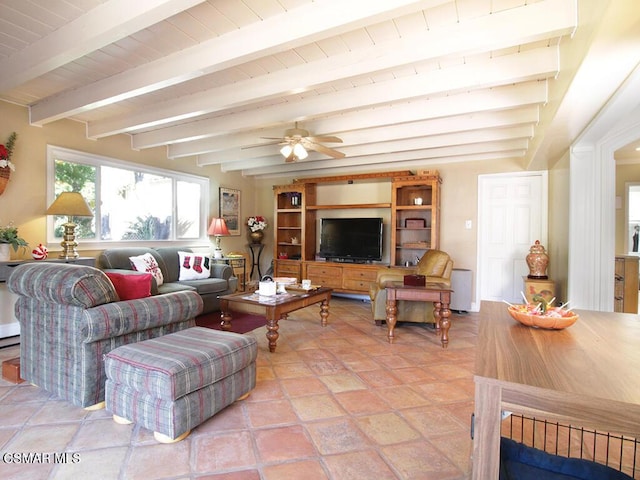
[473,301,640,479]
[384,281,452,347]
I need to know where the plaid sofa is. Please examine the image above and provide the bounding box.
[7,262,203,408]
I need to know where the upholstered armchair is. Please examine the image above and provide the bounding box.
[8,262,203,409]
[369,249,453,325]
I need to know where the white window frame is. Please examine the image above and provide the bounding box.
[46,145,210,249]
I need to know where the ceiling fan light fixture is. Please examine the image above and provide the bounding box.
[280,145,293,157]
[293,143,308,160]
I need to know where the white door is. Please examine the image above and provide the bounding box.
[478,172,547,304]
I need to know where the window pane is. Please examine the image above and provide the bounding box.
[52,160,96,240]
[177,180,201,239]
[102,167,172,241]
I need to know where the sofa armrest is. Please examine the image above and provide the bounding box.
[375,266,417,285]
[210,263,233,281]
[81,290,203,342]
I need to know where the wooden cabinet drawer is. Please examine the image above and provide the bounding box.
[342,267,378,282]
[306,264,342,277]
[343,278,374,292]
[275,260,301,280]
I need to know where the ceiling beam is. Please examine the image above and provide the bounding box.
[234,139,529,176]
[134,46,558,149]
[173,83,546,159]
[201,109,539,165]
[0,0,206,93]
[29,0,437,125]
[219,126,533,171]
[86,0,575,139]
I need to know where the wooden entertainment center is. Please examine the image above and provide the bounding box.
[273,170,441,294]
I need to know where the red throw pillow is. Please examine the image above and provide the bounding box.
[105,272,152,301]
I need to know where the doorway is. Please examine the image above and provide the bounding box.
[477,171,548,304]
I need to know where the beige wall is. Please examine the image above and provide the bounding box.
[2,100,569,298]
[0,101,263,261]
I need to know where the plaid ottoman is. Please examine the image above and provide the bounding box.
[104,327,257,443]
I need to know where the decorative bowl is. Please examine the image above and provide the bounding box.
[273,277,297,294]
[507,305,579,330]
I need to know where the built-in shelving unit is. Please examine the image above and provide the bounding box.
[273,170,441,287]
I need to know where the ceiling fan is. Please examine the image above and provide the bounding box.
[261,123,345,162]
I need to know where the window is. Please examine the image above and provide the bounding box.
[47,146,209,247]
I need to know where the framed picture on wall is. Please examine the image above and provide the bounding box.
[219,187,240,236]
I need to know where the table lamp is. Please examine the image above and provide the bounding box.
[46,192,93,259]
[208,218,230,259]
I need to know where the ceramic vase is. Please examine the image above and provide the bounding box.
[0,243,10,261]
[250,231,264,244]
[526,240,549,279]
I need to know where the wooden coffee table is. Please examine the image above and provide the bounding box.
[384,281,453,347]
[219,287,332,352]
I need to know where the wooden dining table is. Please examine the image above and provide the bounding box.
[472,301,640,479]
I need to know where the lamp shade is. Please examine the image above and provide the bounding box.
[46,192,93,217]
[208,218,230,236]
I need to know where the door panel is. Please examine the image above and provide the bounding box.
[479,173,547,304]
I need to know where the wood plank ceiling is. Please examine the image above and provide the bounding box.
[0,0,637,178]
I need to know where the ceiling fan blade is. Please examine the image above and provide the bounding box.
[306,136,343,144]
[242,139,282,149]
[306,142,346,159]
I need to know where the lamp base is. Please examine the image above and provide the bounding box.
[213,249,223,259]
[58,222,80,259]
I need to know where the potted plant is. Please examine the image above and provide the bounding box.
[247,216,267,244]
[0,223,28,261]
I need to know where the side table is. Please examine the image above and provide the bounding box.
[213,256,246,291]
[247,243,265,281]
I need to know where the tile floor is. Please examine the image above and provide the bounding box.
[0,297,478,480]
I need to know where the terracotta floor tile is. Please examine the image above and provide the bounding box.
[124,441,191,480]
[246,398,299,428]
[334,389,390,416]
[262,459,329,480]
[50,446,128,480]
[290,394,345,422]
[400,406,468,437]
[194,430,257,472]
[0,299,480,479]
[355,412,421,446]
[196,470,262,480]
[323,450,398,480]
[253,425,317,463]
[375,385,432,409]
[356,368,402,388]
[279,376,329,397]
[305,418,371,454]
[318,373,367,393]
[381,440,463,480]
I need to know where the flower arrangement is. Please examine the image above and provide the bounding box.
[0,132,17,171]
[247,216,267,232]
[0,223,28,252]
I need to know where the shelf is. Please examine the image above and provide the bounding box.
[395,205,433,210]
[277,226,301,230]
[276,208,302,213]
[278,242,301,246]
[306,203,391,210]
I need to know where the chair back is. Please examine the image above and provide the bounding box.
[416,250,452,279]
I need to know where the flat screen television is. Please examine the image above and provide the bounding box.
[319,217,383,263]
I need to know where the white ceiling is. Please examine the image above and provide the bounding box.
[0,0,638,178]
